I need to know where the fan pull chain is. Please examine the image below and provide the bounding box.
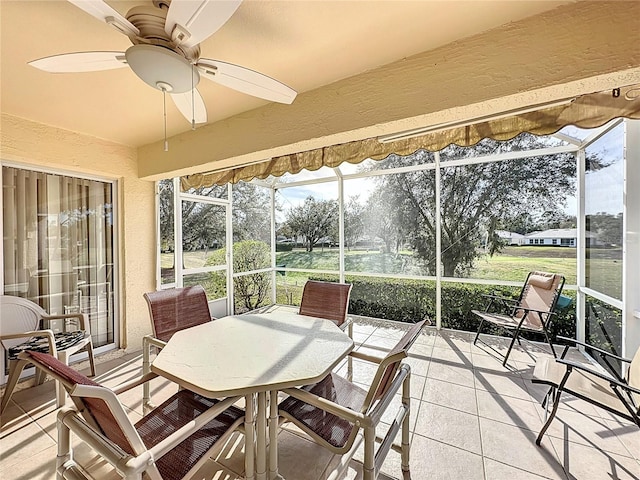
[162,88,169,152]
[191,65,196,130]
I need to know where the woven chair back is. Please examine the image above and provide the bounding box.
[370,318,428,403]
[517,272,565,329]
[299,281,352,326]
[24,351,137,455]
[144,285,211,342]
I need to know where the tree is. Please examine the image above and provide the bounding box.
[285,196,338,251]
[587,212,623,246]
[207,240,271,312]
[364,189,402,253]
[344,196,366,250]
[231,182,272,243]
[370,134,577,276]
[159,180,272,252]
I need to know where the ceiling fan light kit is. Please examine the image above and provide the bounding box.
[30,0,297,150]
[125,44,199,93]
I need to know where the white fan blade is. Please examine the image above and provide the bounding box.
[29,52,127,73]
[197,59,297,104]
[165,0,242,48]
[171,88,208,124]
[68,0,139,37]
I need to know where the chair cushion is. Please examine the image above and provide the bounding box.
[279,373,367,449]
[7,330,88,360]
[136,390,244,479]
[528,272,555,290]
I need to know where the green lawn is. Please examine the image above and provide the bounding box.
[165,245,622,299]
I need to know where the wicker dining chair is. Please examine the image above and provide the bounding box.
[14,350,244,480]
[472,271,565,366]
[279,318,428,480]
[0,295,95,413]
[142,285,213,412]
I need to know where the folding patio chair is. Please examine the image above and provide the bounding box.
[0,295,95,413]
[472,271,565,366]
[278,318,428,480]
[142,285,213,411]
[12,350,243,480]
[532,337,639,445]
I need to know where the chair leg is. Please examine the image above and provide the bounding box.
[86,341,96,377]
[473,319,485,345]
[55,351,70,409]
[1,359,30,414]
[142,338,151,413]
[543,330,557,358]
[35,367,47,385]
[347,321,354,381]
[536,385,562,446]
[363,425,376,480]
[503,326,523,366]
[401,374,411,475]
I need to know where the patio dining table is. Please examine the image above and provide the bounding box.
[151,310,354,480]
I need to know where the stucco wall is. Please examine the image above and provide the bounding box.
[138,0,640,180]
[1,113,154,352]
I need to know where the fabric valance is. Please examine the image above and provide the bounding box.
[182,84,640,189]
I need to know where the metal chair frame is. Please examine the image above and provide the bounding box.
[472,271,565,366]
[532,336,639,445]
[279,319,428,480]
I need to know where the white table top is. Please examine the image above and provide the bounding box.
[151,311,354,398]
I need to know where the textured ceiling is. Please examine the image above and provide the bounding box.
[1,0,570,147]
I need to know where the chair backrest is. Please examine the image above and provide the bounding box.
[144,285,212,342]
[516,271,565,328]
[364,318,429,409]
[21,350,144,456]
[299,281,352,326]
[0,295,47,349]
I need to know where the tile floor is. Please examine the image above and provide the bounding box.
[1,317,638,480]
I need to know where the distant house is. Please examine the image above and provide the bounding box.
[496,230,526,246]
[524,228,602,247]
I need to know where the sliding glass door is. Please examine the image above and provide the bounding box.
[2,165,117,350]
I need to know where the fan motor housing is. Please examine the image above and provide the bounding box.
[126,5,200,62]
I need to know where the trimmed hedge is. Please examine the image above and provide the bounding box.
[310,275,577,342]
[275,243,294,252]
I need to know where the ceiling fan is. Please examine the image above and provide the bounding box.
[29,0,297,146]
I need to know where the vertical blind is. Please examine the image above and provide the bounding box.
[2,166,115,347]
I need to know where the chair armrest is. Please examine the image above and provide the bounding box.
[555,358,640,395]
[44,312,90,333]
[281,387,366,425]
[143,335,168,350]
[339,316,354,332]
[480,293,518,303]
[555,336,632,364]
[1,330,56,353]
[512,306,557,317]
[111,372,160,395]
[349,350,384,364]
